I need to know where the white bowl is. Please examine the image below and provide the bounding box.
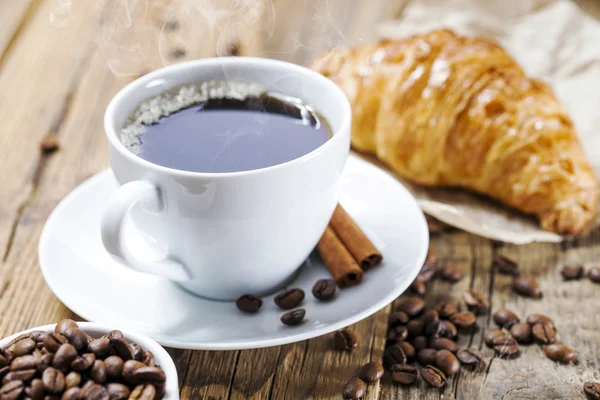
[0,322,179,400]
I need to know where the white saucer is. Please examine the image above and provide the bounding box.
[39,155,428,350]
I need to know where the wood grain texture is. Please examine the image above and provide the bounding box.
[0,0,599,399]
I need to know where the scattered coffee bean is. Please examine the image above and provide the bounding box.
[429,338,458,353]
[492,336,519,358]
[334,330,358,352]
[440,263,463,283]
[387,326,408,342]
[274,288,305,310]
[358,362,384,383]
[406,320,424,338]
[492,308,520,329]
[106,383,130,400]
[412,336,428,351]
[235,294,263,313]
[0,380,23,400]
[526,314,555,329]
[421,365,446,388]
[396,297,425,317]
[456,348,484,366]
[418,263,437,283]
[589,267,600,284]
[388,312,410,327]
[561,264,584,280]
[421,310,439,327]
[396,342,416,363]
[493,255,520,276]
[584,382,600,400]
[425,320,456,339]
[435,301,457,318]
[484,328,505,348]
[312,279,336,301]
[42,368,65,394]
[390,364,418,385]
[410,279,426,296]
[544,344,577,364]
[509,323,532,344]
[532,323,557,345]
[417,348,437,366]
[512,277,542,299]
[450,311,477,329]
[384,344,407,368]
[463,289,488,313]
[435,349,460,376]
[280,309,305,326]
[342,378,366,400]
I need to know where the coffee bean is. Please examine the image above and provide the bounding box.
[0,354,8,369]
[492,336,519,358]
[410,279,426,296]
[484,328,505,347]
[396,297,425,317]
[37,353,53,373]
[512,277,542,298]
[561,264,584,280]
[388,311,409,327]
[588,267,600,284]
[544,344,577,364]
[71,353,95,372]
[396,341,416,362]
[425,320,456,339]
[63,328,88,353]
[463,289,488,313]
[235,294,263,313]
[53,343,78,370]
[122,360,146,383]
[274,288,305,310]
[10,355,37,371]
[493,308,520,329]
[418,263,437,283]
[55,320,78,335]
[87,338,112,359]
[421,310,439,327]
[312,279,336,301]
[131,344,143,362]
[429,338,458,353]
[384,344,407,368]
[61,387,83,400]
[435,349,460,376]
[106,383,130,400]
[26,378,44,400]
[390,364,418,385]
[440,263,463,283]
[43,334,67,355]
[584,382,600,400]
[334,330,358,351]
[129,384,155,400]
[417,349,437,366]
[457,348,484,366]
[89,360,107,384]
[7,338,36,359]
[3,369,36,384]
[0,366,9,380]
[343,377,366,400]
[42,367,65,394]
[65,372,81,389]
[133,366,166,386]
[412,336,428,351]
[280,309,305,326]
[83,384,108,400]
[108,333,134,361]
[421,365,446,388]
[509,323,532,344]
[81,380,95,393]
[406,320,423,338]
[493,255,520,276]
[526,314,555,329]
[450,311,477,329]
[532,323,557,345]
[435,301,457,318]
[141,351,155,367]
[0,380,24,400]
[387,326,408,342]
[7,334,34,349]
[358,362,384,383]
[104,356,124,380]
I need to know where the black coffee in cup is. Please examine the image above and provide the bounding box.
[121,81,331,173]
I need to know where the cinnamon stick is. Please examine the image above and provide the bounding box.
[316,227,364,288]
[329,204,383,270]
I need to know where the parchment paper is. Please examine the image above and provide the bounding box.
[375,0,600,244]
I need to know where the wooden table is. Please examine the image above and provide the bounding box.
[1,0,599,399]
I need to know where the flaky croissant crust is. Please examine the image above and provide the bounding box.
[312,29,598,235]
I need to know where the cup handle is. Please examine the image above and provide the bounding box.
[100,180,192,282]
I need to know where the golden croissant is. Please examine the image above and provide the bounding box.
[311,29,598,235]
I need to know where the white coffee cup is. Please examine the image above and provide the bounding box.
[101,57,351,300]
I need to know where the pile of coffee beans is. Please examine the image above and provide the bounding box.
[0,320,166,400]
